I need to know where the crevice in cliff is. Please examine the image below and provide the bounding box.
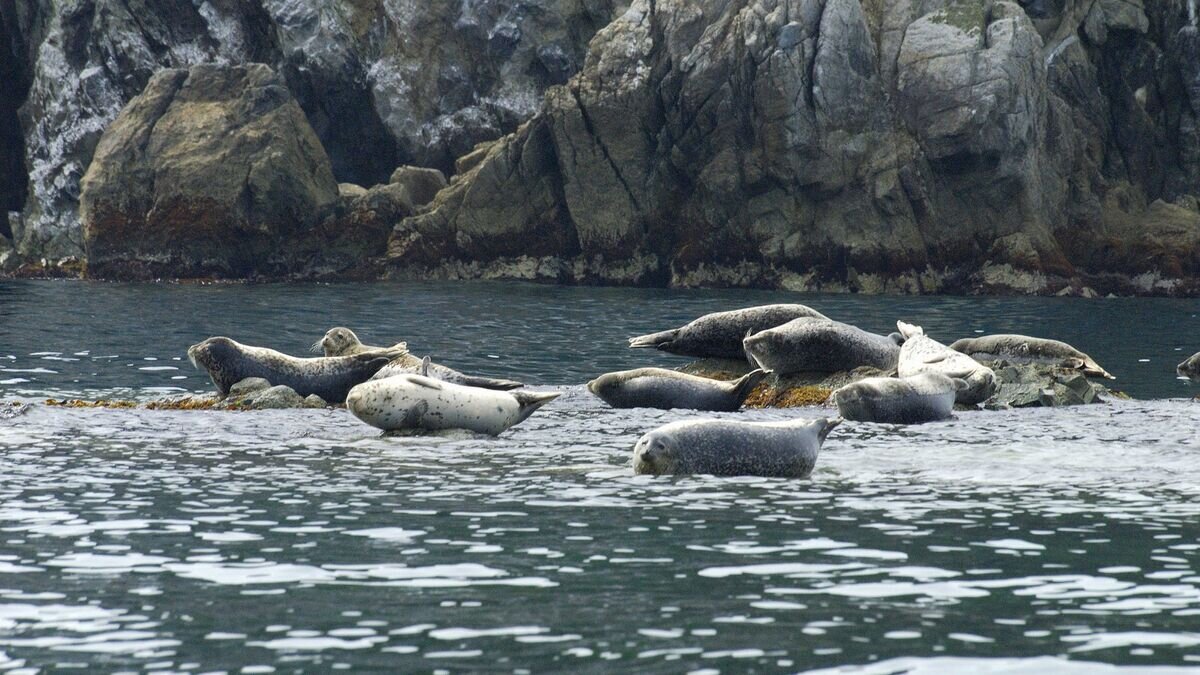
[0,0,30,237]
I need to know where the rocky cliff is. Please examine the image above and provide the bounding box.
[0,0,626,262]
[391,0,1200,295]
[4,0,1200,295]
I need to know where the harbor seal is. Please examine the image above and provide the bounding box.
[833,373,967,424]
[345,371,559,435]
[187,337,406,403]
[587,368,766,411]
[628,304,828,359]
[632,417,841,478]
[742,318,901,375]
[896,321,997,405]
[1178,351,1200,381]
[316,327,524,390]
[949,334,1114,379]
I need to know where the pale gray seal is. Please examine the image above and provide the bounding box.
[316,327,523,390]
[896,321,997,405]
[1178,351,1200,381]
[345,372,559,435]
[632,417,841,478]
[949,334,1114,379]
[628,304,828,359]
[587,368,766,411]
[742,318,901,375]
[833,373,967,424]
[187,337,406,403]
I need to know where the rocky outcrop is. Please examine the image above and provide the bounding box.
[80,64,387,280]
[3,0,629,263]
[389,0,1200,296]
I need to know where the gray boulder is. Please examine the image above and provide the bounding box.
[388,166,447,207]
[247,385,306,409]
[228,377,272,400]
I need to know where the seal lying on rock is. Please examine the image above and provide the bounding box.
[742,318,901,375]
[628,304,827,359]
[316,327,523,390]
[346,363,559,435]
[833,373,966,424]
[632,417,841,478]
[588,368,766,411]
[1178,351,1200,381]
[949,334,1114,379]
[188,337,406,403]
[896,321,997,405]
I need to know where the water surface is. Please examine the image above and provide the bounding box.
[0,280,1199,672]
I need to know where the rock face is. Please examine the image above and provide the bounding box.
[389,0,1200,296]
[81,64,363,279]
[2,0,629,263]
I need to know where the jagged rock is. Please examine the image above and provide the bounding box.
[984,362,1116,408]
[246,385,305,409]
[80,64,348,279]
[388,166,447,207]
[228,377,272,400]
[3,0,630,264]
[338,183,368,200]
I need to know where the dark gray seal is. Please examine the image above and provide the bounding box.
[587,368,766,411]
[315,326,523,390]
[188,336,406,403]
[633,417,841,478]
[833,373,966,424]
[897,321,997,405]
[950,334,1114,379]
[1178,351,1200,381]
[628,304,828,359]
[742,318,901,375]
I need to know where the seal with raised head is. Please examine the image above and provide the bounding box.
[628,304,828,359]
[741,318,901,375]
[588,368,767,411]
[316,326,524,390]
[632,417,841,478]
[949,334,1114,379]
[345,366,559,436]
[1178,351,1200,381]
[187,337,407,403]
[896,321,997,405]
[833,373,967,424]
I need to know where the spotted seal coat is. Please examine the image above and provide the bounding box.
[833,373,966,424]
[315,327,523,390]
[187,336,406,403]
[896,321,997,405]
[950,334,1114,379]
[632,417,841,478]
[588,368,766,411]
[628,304,828,360]
[741,318,901,375]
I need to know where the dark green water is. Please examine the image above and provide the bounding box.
[1,280,1199,673]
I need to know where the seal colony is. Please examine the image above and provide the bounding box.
[171,302,1127,478]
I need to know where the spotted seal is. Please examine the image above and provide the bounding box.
[628,304,828,360]
[949,334,1114,379]
[345,366,559,435]
[741,318,901,375]
[315,327,523,390]
[588,368,766,411]
[833,373,966,424]
[187,336,407,403]
[632,417,841,478]
[896,321,997,405]
[1178,351,1200,381]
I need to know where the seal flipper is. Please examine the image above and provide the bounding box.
[814,416,843,444]
[629,328,679,351]
[421,356,431,377]
[512,391,561,424]
[402,399,429,428]
[729,368,768,406]
[896,321,924,340]
[456,375,525,391]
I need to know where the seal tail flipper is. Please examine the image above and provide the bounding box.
[512,391,561,424]
[457,375,525,391]
[730,368,768,405]
[628,328,679,350]
[896,321,924,340]
[421,356,431,377]
[1081,357,1115,380]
